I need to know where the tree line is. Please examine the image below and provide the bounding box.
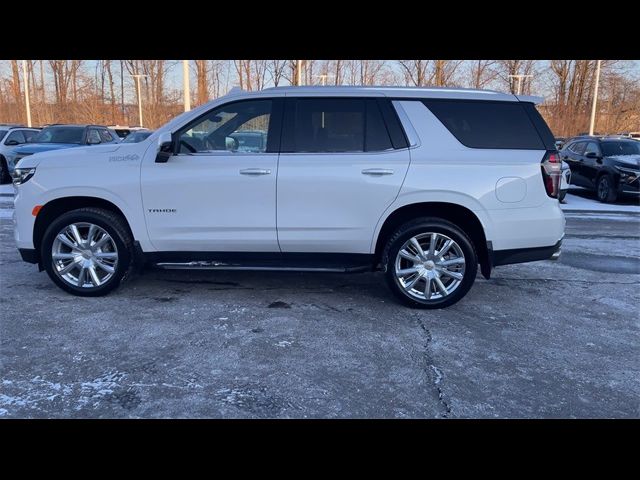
[1,60,638,136]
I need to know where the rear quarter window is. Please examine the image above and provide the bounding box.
[422,100,547,150]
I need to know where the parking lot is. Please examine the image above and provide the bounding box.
[0,186,638,418]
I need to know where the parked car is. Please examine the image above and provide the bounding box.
[121,130,154,143]
[560,136,640,202]
[107,125,148,140]
[554,137,567,151]
[9,124,120,169]
[12,86,564,308]
[0,124,40,183]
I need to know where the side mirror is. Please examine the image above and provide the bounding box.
[5,139,19,146]
[155,131,173,163]
[585,151,600,159]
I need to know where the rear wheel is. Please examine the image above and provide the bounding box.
[596,174,618,203]
[383,218,478,309]
[0,156,10,184]
[41,208,134,296]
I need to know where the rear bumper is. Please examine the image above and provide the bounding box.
[490,239,562,267]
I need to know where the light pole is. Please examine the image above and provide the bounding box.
[588,60,602,136]
[314,73,334,86]
[182,60,191,112]
[508,74,533,95]
[131,74,148,127]
[22,60,32,127]
[296,60,303,86]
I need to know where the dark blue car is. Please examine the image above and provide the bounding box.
[8,124,119,172]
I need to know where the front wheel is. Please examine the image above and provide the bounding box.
[596,174,618,203]
[41,208,134,296]
[382,218,478,309]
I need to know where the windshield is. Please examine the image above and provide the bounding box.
[122,131,152,143]
[601,141,640,157]
[0,130,7,141]
[32,126,85,144]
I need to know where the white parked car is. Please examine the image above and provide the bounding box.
[13,86,565,308]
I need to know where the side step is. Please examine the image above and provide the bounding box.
[154,261,371,273]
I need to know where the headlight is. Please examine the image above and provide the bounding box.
[614,165,639,176]
[12,167,36,185]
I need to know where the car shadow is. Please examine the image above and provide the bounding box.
[567,187,640,206]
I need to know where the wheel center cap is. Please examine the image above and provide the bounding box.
[424,260,435,270]
[80,249,93,259]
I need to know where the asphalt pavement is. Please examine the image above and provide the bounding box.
[1,191,638,418]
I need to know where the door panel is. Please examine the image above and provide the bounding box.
[564,141,587,187]
[276,97,410,253]
[141,98,281,252]
[277,150,410,253]
[583,141,602,187]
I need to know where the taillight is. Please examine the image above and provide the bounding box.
[541,151,561,199]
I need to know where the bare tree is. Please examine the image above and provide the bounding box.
[267,60,288,87]
[397,60,430,86]
[194,60,209,105]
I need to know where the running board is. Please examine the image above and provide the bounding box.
[154,261,370,273]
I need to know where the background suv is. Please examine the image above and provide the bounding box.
[12,86,565,308]
[560,136,640,202]
[9,124,120,171]
[0,124,40,183]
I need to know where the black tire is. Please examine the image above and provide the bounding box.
[382,217,478,309]
[40,208,134,296]
[596,174,618,203]
[0,156,10,184]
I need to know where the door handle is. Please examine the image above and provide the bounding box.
[240,168,271,176]
[362,168,394,176]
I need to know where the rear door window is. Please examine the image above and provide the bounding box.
[569,142,586,155]
[281,98,398,153]
[422,100,546,150]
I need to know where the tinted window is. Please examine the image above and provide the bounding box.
[584,142,600,156]
[122,131,153,143]
[5,130,25,144]
[365,99,393,151]
[285,98,365,153]
[422,100,545,149]
[32,126,84,144]
[177,100,272,154]
[0,130,7,141]
[569,142,586,155]
[601,141,640,156]
[87,129,101,143]
[99,129,114,142]
[23,130,38,142]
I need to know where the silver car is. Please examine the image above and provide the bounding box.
[0,125,40,183]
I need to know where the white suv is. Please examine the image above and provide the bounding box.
[12,86,565,308]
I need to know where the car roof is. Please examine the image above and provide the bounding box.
[258,85,522,102]
[0,124,38,130]
[567,135,638,143]
[45,124,109,128]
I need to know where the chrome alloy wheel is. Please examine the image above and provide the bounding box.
[394,232,466,301]
[51,222,118,288]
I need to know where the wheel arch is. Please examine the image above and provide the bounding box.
[373,201,492,279]
[33,196,135,257]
